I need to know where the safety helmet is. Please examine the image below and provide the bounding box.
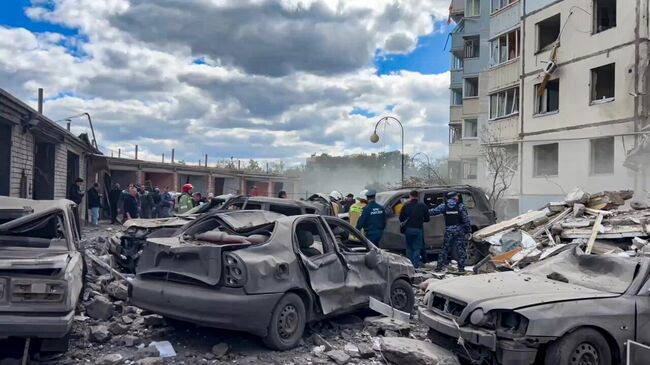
[182,183,193,193]
[329,190,343,202]
[357,189,368,201]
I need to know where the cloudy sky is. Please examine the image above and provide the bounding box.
[1,0,452,166]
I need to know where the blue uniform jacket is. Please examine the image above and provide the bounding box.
[356,201,386,233]
[429,199,471,234]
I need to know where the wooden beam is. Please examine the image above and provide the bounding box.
[585,213,604,255]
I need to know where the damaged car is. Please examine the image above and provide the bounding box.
[420,244,650,365]
[128,210,415,350]
[0,197,84,353]
[109,195,333,272]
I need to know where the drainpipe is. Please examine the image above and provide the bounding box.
[37,88,43,114]
[519,0,526,213]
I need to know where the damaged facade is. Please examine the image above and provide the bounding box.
[448,0,650,218]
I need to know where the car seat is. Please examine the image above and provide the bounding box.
[297,230,320,257]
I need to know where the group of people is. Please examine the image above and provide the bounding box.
[332,189,471,273]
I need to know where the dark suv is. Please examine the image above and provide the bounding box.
[374,185,496,263]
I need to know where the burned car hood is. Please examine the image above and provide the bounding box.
[429,272,618,315]
[123,217,191,229]
[0,251,70,269]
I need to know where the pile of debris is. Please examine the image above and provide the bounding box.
[472,188,650,272]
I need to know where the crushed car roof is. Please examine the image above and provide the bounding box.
[215,210,286,231]
[0,196,75,214]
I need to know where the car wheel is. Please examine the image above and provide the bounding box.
[262,293,306,351]
[389,279,415,313]
[544,328,612,365]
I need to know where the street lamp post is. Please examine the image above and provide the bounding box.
[370,116,404,186]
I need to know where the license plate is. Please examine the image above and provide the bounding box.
[31,283,47,293]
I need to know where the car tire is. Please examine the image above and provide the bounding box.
[262,293,306,351]
[389,279,415,313]
[544,328,612,365]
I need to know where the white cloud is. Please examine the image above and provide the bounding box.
[1,0,451,167]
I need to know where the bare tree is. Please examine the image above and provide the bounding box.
[480,124,518,207]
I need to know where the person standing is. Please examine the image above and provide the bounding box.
[177,183,194,214]
[355,189,386,245]
[277,190,288,199]
[430,192,471,273]
[398,190,430,268]
[123,187,140,221]
[329,191,343,216]
[349,190,368,230]
[140,187,154,219]
[341,193,355,213]
[108,183,121,224]
[68,177,84,235]
[159,186,173,218]
[87,183,101,227]
[151,187,161,218]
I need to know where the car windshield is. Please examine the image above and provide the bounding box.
[374,192,393,206]
[523,246,639,294]
[179,198,227,216]
[0,211,70,251]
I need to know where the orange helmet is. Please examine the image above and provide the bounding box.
[182,183,193,193]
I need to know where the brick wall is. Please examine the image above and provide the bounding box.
[9,125,34,198]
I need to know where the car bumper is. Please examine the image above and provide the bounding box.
[0,310,74,339]
[419,308,538,365]
[129,278,283,336]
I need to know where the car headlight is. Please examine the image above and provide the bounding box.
[469,308,490,326]
[496,310,529,336]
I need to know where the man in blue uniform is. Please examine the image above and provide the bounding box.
[356,189,386,245]
[430,192,471,272]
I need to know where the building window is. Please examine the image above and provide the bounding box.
[463,159,478,180]
[490,29,520,65]
[591,63,615,103]
[534,79,559,115]
[448,161,462,183]
[450,124,463,144]
[536,14,561,51]
[594,0,616,33]
[464,77,479,98]
[533,143,559,177]
[464,36,480,58]
[590,137,614,174]
[491,0,518,13]
[489,87,519,119]
[467,0,480,17]
[463,119,478,139]
[452,54,464,70]
[451,88,463,105]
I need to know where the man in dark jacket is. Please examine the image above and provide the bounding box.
[355,189,386,245]
[108,183,121,224]
[87,183,101,226]
[139,188,154,219]
[151,188,162,218]
[124,187,140,221]
[399,190,430,268]
[430,192,472,273]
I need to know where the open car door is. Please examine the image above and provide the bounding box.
[293,217,347,314]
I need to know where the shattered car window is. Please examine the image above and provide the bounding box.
[523,246,638,294]
[0,211,68,250]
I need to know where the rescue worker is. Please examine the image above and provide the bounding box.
[329,190,343,215]
[348,190,368,240]
[430,192,471,273]
[177,183,194,214]
[355,189,386,245]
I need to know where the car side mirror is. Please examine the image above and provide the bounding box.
[365,249,381,269]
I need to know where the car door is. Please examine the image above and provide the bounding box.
[636,274,650,346]
[379,193,409,251]
[294,217,348,315]
[323,217,386,305]
[422,190,446,250]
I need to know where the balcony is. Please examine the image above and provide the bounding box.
[487,59,520,92]
[451,32,464,54]
[462,98,480,116]
[451,0,465,16]
[489,1,521,38]
[485,115,520,142]
[449,139,480,158]
[450,69,464,88]
[450,106,463,122]
[463,57,483,75]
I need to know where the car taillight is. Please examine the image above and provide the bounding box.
[11,281,66,302]
[223,253,247,288]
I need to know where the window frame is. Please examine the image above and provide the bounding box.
[589,137,615,175]
[464,77,480,98]
[593,0,617,34]
[534,79,560,116]
[490,28,520,66]
[451,88,464,106]
[533,143,559,177]
[463,119,478,139]
[590,63,616,104]
[449,123,463,144]
[536,14,561,52]
[323,217,372,253]
[451,54,464,70]
[463,158,478,180]
[294,218,335,258]
[466,0,481,17]
[464,36,480,59]
[489,87,519,120]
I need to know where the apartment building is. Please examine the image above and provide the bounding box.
[448,0,650,217]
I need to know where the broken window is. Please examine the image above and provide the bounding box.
[464,36,480,58]
[536,14,561,51]
[533,143,559,177]
[269,204,302,216]
[590,137,615,174]
[591,63,615,102]
[535,79,559,114]
[463,159,478,180]
[594,0,616,33]
[489,87,519,119]
[451,88,464,105]
[451,54,464,70]
[450,124,463,144]
[295,220,330,257]
[464,77,479,98]
[466,0,480,17]
[490,29,520,65]
[491,0,518,13]
[463,119,478,139]
[325,218,369,253]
